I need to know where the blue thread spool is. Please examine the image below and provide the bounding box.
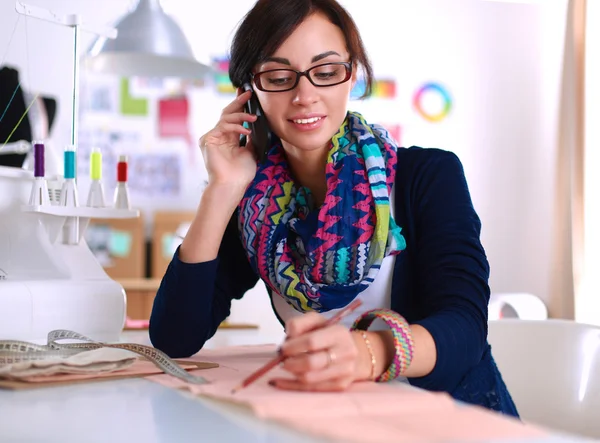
[64,145,76,179]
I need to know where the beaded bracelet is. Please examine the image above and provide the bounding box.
[350,309,414,382]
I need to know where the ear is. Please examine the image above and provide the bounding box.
[350,64,358,88]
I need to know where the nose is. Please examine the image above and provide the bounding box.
[292,75,319,106]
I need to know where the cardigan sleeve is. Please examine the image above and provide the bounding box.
[406,149,490,392]
[149,212,259,357]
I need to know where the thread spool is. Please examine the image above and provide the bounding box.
[64,144,76,180]
[33,142,45,178]
[117,155,128,183]
[113,155,130,210]
[87,147,106,208]
[28,141,50,206]
[90,148,102,181]
[60,145,78,207]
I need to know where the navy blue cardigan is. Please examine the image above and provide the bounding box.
[149,146,519,416]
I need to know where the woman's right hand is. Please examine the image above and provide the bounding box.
[199,89,259,191]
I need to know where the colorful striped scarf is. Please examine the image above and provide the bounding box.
[238,111,406,313]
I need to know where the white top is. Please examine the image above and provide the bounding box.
[272,254,395,330]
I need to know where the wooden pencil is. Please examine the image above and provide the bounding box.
[231,298,363,394]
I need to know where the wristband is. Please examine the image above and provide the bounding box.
[350,309,414,382]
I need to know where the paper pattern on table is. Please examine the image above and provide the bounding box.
[147,345,548,443]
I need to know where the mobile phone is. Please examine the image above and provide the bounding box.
[242,82,271,164]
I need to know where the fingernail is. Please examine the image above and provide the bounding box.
[277,349,286,362]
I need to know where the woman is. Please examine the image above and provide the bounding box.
[149,0,519,416]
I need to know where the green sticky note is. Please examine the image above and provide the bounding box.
[109,230,132,257]
[120,78,148,116]
[162,233,177,259]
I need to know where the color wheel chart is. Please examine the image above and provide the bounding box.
[412,82,452,123]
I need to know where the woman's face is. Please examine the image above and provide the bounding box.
[253,12,356,155]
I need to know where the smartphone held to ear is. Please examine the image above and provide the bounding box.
[242,82,272,164]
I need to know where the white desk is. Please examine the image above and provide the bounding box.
[0,329,593,443]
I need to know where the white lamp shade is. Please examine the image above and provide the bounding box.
[84,0,211,78]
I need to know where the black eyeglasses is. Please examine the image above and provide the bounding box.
[251,62,353,92]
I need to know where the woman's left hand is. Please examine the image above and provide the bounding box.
[269,312,371,392]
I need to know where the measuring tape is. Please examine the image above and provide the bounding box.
[0,330,208,385]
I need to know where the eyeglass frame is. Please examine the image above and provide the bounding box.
[250,61,353,93]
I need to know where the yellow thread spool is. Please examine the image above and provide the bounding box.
[90,148,102,180]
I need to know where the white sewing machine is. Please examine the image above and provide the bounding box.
[0,162,138,343]
[0,3,137,344]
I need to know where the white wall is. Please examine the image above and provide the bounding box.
[581,0,600,325]
[0,0,571,324]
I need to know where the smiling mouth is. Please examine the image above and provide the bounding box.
[291,117,323,125]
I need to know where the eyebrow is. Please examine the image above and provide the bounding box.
[263,51,342,66]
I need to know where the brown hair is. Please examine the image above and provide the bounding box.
[228,0,373,98]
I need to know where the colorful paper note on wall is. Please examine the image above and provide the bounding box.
[372,79,396,99]
[83,76,118,114]
[120,78,148,116]
[213,56,236,95]
[351,78,396,99]
[158,96,190,142]
[130,153,181,197]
